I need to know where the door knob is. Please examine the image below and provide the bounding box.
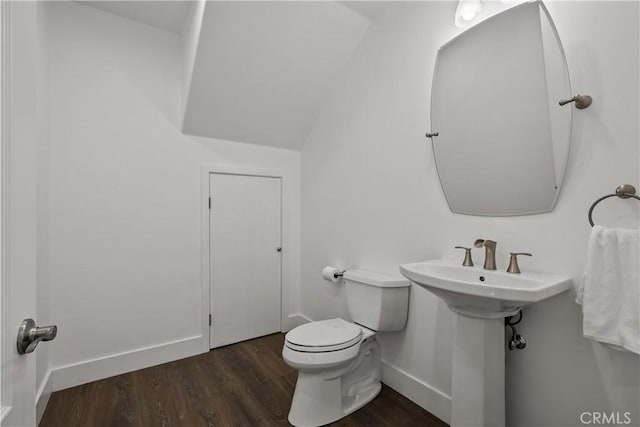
[17,318,57,355]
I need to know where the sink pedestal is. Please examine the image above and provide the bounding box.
[451,313,505,427]
[400,259,572,427]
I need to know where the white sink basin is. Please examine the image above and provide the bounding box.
[399,259,572,318]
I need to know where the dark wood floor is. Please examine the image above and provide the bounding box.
[41,333,448,427]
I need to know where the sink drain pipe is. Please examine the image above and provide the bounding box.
[505,312,527,350]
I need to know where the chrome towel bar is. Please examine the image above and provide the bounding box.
[588,184,640,227]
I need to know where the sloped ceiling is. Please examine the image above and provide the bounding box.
[76,1,191,34]
[78,1,372,151]
[181,1,371,150]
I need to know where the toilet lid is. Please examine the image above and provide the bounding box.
[285,318,362,352]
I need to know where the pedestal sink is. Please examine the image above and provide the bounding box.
[399,259,572,427]
[400,259,572,319]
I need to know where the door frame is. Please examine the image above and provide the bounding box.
[0,0,9,420]
[200,164,290,352]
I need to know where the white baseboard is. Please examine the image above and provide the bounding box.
[44,320,450,425]
[36,370,52,425]
[381,360,451,425]
[286,313,312,331]
[50,335,203,392]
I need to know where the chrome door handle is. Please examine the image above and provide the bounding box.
[17,318,57,355]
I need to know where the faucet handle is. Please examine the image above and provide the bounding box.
[506,252,532,274]
[454,246,474,267]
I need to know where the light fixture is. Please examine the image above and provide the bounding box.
[455,0,482,28]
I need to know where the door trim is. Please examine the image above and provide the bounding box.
[1,0,12,419]
[200,164,290,352]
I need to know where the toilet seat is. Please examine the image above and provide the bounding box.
[285,318,362,353]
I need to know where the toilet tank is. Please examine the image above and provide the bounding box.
[343,269,410,331]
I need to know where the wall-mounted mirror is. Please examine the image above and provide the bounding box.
[430,1,571,216]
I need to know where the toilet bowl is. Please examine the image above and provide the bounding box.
[283,318,381,427]
[282,269,410,427]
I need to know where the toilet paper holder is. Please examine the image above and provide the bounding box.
[322,266,347,283]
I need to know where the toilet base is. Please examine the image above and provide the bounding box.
[287,338,381,427]
[288,375,381,427]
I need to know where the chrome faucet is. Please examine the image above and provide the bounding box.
[474,239,497,270]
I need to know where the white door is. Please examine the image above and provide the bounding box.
[1,2,41,426]
[209,173,282,349]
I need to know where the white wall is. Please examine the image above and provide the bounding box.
[43,1,300,389]
[300,2,639,426]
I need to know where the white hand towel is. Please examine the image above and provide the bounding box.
[577,225,640,354]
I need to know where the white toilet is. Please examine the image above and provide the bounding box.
[282,269,410,427]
